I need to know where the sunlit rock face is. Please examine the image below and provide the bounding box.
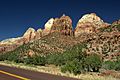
[0,28,36,53]
[23,28,36,43]
[75,13,109,37]
[45,18,54,30]
[0,28,43,53]
[51,15,73,36]
[0,37,26,53]
[42,18,54,36]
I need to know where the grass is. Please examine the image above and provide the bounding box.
[0,61,119,80]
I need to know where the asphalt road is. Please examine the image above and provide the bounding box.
[0,65,80,80]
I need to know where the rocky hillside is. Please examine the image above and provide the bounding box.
[75,13,109,37]
[5,32,77,57]
[0,14,74,53]
[0,13,120,60]
[0,27,42,53]
[1,24,119,61]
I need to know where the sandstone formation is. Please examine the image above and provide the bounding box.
[23,27,43,43]
[0,37,26,53]
[51,14,73,36]
[23,28,36,43]
[1,13,120,55]
[75,13,109,37]
[0,28,42,53]
[35,28,42,40]
[112,19,120,25]
[42,18,54,36]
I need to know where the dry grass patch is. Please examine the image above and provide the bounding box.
[0,61,119,80]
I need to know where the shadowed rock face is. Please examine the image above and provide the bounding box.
[75,13,109,37]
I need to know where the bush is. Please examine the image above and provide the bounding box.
[0,51,20,63]
[46,53,65,66]
[102,61,116,70]
[85,54,102,72]
[61,59,83,75]
[0,53,9,61]
[102,58,120,71]
[23,56,46,66]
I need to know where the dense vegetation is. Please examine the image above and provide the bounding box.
[0,43,104,75]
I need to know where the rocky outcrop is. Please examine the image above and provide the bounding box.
[1,13,119,54]
[85,32,120,60]
[51,14,73,36]
[75,13,109,37]
[42,18,54,36]
[42,15,74,36]
[35,28,42,40]
[0,37,26,53]
[23,27,43,43]
[23,28,36,43]
[112,19,120,25]
[0,28,42,53]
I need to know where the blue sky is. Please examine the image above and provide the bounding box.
[0,0,120,40]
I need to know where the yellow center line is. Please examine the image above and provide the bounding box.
[0,70,30,80]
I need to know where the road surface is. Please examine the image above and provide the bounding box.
[0,65,80,80]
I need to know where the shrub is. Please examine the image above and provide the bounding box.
[85,54,102,72]
[0,53,9,61]
[23,56,46,66]
[61,59,83,75]
[0,51,20,63]
[102,61,116,70]
[46,53,65,66]
[102,56,120,71]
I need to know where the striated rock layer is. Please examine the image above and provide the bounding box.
[0,28,42,53]
[51,15,73,36]
[75,13,109,37]
[42,18,54,36]
[1,13,120,54]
